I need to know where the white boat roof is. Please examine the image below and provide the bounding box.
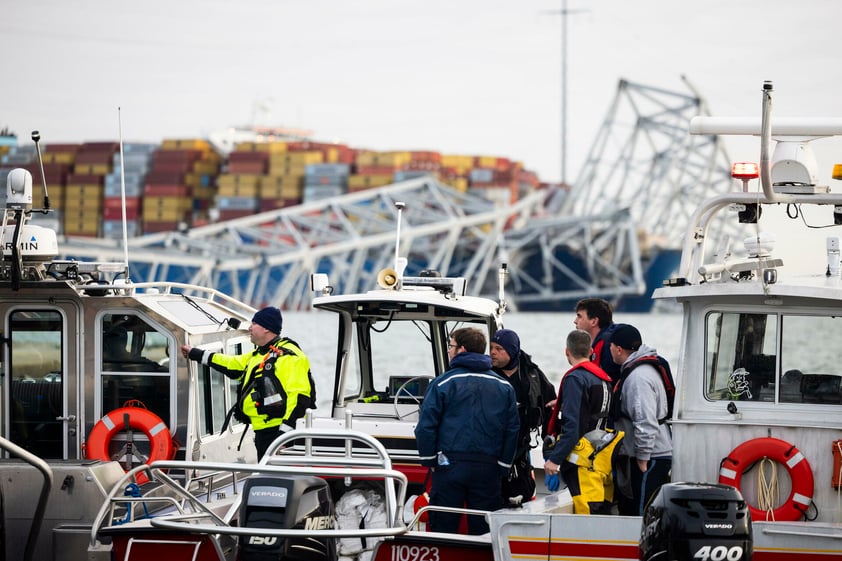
[313,287,502,319]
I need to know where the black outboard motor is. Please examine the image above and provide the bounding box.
[239,475,337,561]
[640,482,752,561]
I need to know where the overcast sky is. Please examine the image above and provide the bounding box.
[2,0,841,185]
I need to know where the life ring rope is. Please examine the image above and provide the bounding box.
[718,437,814,522]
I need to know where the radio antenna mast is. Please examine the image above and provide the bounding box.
[118,107,131,282]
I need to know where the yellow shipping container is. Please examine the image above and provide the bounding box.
[354,151,378,167]
[218,174,262,190]
[441,154,475,169]
[323,147,340,163]
[253,142,289,154]
[161,139,211,151]
[260,175,303,189]
[348,174,394,190]
[44,184,66,205]
[63,220,99,235]
[192,161,219,175]
[217,182,260,198]
[63,198,102,212]
[440,176,469,193]
[476,156,499,168]
[355,151,411,168]
[259,183,303,200]
[268,151,323,167]
[380,151,411,166]
[73,163,110,175]
[43,152,76,164]
[193,184,216,200]
[65,185,104,199]
[145,208,187,222]
[267,164,308,177]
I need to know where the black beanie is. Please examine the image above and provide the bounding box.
[252,307,283,334]
[492,328,521,370]
[610,324,642,351]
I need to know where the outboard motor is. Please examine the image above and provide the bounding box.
[640,482,752,561]
[239,475,337,561]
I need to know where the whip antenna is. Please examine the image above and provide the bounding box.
[118,107,131,282]
[31,131,50,210]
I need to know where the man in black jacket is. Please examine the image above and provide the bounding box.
[490,328,557,505]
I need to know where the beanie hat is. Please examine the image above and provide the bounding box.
[252,306,283,334]
[492,329,520,370]
[610,324,641,351]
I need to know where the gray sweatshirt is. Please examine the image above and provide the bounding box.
[614,344,673,461]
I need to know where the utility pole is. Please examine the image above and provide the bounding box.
[561,0,568,186]
[545,0,587,186]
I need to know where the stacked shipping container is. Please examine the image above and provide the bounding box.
[0,134,542,238]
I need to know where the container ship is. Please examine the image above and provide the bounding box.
[0,127,544,239]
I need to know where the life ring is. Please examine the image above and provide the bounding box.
[412,491,430,523]
[87,406,174,484]
[719,437,813,521]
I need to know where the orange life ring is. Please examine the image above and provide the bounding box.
[719,437,813,522]
[87,406,174,484]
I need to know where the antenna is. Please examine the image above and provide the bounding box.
[393,201,407,280]
[31,130,50,211]
[118,107,131,282]
[394,201,406,267]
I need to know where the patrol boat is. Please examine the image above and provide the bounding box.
[86,81,842,561]
[0,136,263,561]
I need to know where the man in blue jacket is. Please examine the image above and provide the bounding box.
[415,327,519,534]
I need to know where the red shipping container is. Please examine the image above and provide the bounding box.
[44,143,81,154]
[145,171,184,185]
[355,165,399,176]
[144,184,192,197]
[227,161,267,174]
[151,160,193,173]
[81,142,119,152]
[218,209,255,221]
[103,196,141,210]
[141,220,182,233]
[229,152,269,164]
[75,150,115,165]
[67,173,104,186]
[258,198,301,212]
[21,163,69,184]
[153,149,202,165]
[103,206,140,220]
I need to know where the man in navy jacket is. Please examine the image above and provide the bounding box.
[415,327,519,534]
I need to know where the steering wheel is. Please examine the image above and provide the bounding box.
[393,375,435,420]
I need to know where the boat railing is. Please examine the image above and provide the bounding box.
[676,191,842,283]
[90,420,410,546]
[0,436,53,561]
[72,279,256,315]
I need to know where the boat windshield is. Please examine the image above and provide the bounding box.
[705,311,842,405]
[341,317,488,404]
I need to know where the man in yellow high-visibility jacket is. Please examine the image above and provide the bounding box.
[181,306,314,458]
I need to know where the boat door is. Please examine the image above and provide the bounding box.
[2,304,80,459]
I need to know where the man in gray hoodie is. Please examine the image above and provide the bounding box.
[609,324,672,515]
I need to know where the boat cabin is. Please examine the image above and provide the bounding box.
[306,270,506,482]
[0,167,262,561]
